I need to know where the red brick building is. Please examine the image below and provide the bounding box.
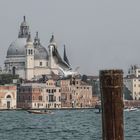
[17,80,61,109]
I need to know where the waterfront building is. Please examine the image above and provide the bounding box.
[0,85,17,109]
[61,77,94,108]
[124,65,140,100]
[17,83,43,109]
[45,79,61,108]
[86,75,100,97]
[61,78,72,107]
[17,76,95,109]
[17,79,61,109]
[4,16,74,81]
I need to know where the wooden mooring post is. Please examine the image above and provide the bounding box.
[100,70,124,140]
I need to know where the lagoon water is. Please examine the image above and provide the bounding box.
[0,109,140,140]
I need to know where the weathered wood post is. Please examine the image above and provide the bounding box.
[100,70,124,140]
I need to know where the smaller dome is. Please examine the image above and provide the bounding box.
[34,32,49,60]
[20,16,29,27]
[34,45,49,60]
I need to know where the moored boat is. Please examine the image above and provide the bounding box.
[27,110,51,114]
[124,107,138,112]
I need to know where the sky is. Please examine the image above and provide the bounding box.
[0,0,140,75]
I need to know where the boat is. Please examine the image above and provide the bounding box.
[95,104,102,114]
[27,110,52,114]
[124,107,138,112]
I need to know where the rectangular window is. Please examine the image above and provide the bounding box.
[39,96,42,101]
[40,62,42,66]
[59,96,61,102]
[46,62,48,66]
[18,96,20,101]
[49,95,54,102]
[53,96,56,101]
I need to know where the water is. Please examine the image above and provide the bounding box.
[0,109,139,140]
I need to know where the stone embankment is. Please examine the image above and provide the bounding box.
[124,100,140,108]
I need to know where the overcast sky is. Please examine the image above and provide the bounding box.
[0,0,140,75]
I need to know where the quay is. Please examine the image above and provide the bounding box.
[0,107,96,111]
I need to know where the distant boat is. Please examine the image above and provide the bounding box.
[95,104,102,113]
[124,107,138,112]
[27,110,52,114]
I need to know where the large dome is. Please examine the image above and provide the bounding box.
[7,38,27,58]
[7,38,48,59]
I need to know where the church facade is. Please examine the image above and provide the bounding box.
[4,17,72,80]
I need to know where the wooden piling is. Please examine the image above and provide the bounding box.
[100,70,124,140]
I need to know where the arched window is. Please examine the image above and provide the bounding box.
[31,49,33,55]
[12,67,16,75]
[28,49,30,55]
[7,95,11,98]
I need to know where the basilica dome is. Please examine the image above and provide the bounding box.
[7,37,49,60]
[7,38,26,58]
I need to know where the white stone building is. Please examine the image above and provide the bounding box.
[124,65,140,100]
[4,16,73,81]
[0,85,17,109]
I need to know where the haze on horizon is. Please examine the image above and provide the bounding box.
[0,0,140,75]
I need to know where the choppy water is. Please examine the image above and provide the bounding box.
[0,109,139,140]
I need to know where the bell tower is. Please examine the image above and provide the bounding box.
[25,33,34,80]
